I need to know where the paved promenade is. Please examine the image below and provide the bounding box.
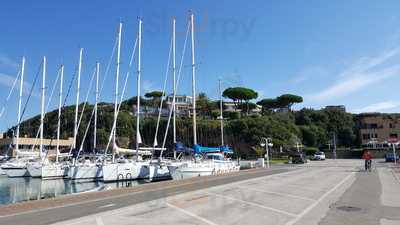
[1,159,399,225]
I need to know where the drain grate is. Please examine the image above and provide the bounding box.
[336,206,362,212]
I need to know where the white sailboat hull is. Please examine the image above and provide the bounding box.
[27,163,68,179]
[148,163,170,181]
[168,161,240,180]
[2,162,30,177]
[102,162,149,182]
[27,163,42,177]
[42,164,68,178]
[68,165,103,180]
[5,168,29,177]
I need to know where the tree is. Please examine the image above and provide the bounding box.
[239,102,257,113]
[299,125,328,147]
[144,91,164,99]
[276,94,303,111]
[144,91,164,109]
[295,108,328,127]
[222,87,258,115]
[323,108,356,147]
[257,98,279,113]
[196,92,216,118]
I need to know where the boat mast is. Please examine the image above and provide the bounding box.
[73,48,83,150]
[136,18,142,158]
[94,62,99,153]
[15,56,25,157]
[39,56,46,159]
[172,17,177,159]
[56,65,64,163]
[219,79,224,146]
[113,22,122,160]
[190,12,197,145]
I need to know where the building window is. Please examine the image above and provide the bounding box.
[362,134,369,140]
[390,123,395,129]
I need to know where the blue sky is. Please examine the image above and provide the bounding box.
[1,0,400,131]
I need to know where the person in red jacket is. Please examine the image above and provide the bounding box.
[362,150,373,171]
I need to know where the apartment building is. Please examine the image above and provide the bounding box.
[356,113,400,146]
[166,95,193,116]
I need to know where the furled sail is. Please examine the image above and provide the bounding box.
[113,143,152,156]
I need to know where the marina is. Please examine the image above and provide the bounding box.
[2,1,400,224]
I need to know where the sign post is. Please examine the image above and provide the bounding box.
[261,137,272,169]
[388,137,398,164]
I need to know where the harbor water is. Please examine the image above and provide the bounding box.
[0,175,146,205]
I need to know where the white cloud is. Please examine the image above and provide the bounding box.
[142,79,156,94]
[308,48,400,102]
[352,100,400,113]
[0,54,19,69]
[289,66,328,84]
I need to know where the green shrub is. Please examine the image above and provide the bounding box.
[223,111,240,120]
[304,147,319,155]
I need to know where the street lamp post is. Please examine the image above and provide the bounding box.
[330,132,337,160]
[261,137,273,169]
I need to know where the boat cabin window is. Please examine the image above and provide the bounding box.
[206,154,224,160]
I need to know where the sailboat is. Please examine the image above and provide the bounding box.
[0,68,21,176]
[26,56,51,178]
[27,65,70,178]
[3,57,42,178]
[68,49,103,181]
[147,17,180,181]
[167,13,240,180]
[102,19,152,182]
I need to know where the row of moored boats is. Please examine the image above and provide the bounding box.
[0,13,240,184]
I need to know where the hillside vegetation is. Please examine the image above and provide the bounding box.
[8,94,358,158]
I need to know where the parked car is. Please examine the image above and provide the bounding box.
[313,152,326,160]
[289,153,306,164]
[385,152,399,162]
